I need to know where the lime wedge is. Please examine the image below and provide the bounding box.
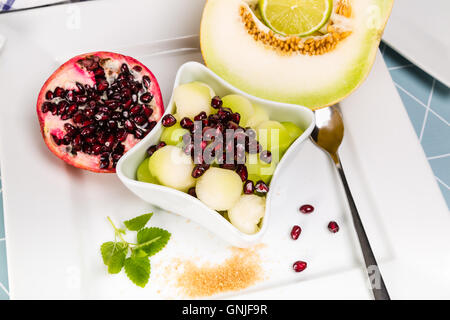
[259,0,333,37]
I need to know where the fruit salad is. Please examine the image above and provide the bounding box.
[136,81,303,234]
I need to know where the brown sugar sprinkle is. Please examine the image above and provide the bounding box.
[176,246,263,298]
[240,0,353,56]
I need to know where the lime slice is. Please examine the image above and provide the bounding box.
[259,0,333,37]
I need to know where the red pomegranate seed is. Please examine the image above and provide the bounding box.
[192,164,209,178]
[162,114,177,127]
[290,225,302,240]
[254,180,269,195]
[211,96,222,109]
[243,180,254,194]
[327,221,340,233]
[180,117,194,130]
[156,142,166,149]
[146,145,157,157]
[293,261,307,273]
[299,204,314,214]
[260,150,272,163]
[194,111,207,121]
[187,187,197,198]
[45,90,53,100]
[236,165,248,182]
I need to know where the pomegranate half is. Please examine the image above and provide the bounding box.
[37,52,164,173]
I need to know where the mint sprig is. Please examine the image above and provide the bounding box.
[100,213,171,288]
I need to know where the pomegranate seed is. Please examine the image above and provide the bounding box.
[134,128,146,139]
[327,221,340,233]
[236,165,248,182]
[156,142,166,149]
[92,144,102,155]
[134,115,147,126]
[132,65,142,72]
[260,150,272,164]
[231,112,241,124]
[290,225,302,240]
[140,92,153,103]
[162,114,177,127]
[180,117,194,130]
[254,180,269,195]
[211,96,222,109]
[45,90,53,100]
[293,261,307,273]
[243,180,254,194]
[146,145,157,157]
[117,129,128,142]
[120,63,129,74]
[142,106,153,118]
[54,87,65,98]
[194,111,207,121]
[187,187,197,198]
[41,102,51,113]
[192,164,209,178]
[142,76,151,89]
[130,105,142,116]
[97,78,109,91]
[124,120,136,132]
[299,204,314,214]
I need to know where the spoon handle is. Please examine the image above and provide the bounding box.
[336,160,390,300]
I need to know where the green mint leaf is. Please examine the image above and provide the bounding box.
[123,213,153,231]
[124,256,150,288]
[136,227,171,257]
[101,241,128,274]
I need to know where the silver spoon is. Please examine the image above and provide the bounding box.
[311,104,390,300]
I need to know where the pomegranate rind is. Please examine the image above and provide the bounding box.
[36,51,164,173]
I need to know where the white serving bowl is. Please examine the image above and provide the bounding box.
[116,61,315,247]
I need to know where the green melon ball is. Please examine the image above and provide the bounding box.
[195,167,243,211]
[221,94,254,127]
[256,120,292,155]
[281,121,303,141]
[160,122,189,147]
[246,103,269,129]
[136,158,159,184]
[246,153,277,184]
[173,82,215,119]
[148,145,196,192]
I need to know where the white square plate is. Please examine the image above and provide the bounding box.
[382,0,450,86]
[0,0,449,299]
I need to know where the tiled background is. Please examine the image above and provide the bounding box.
[0,43,449,299]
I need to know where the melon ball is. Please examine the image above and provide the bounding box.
[173,82,215,119]
[246,103,269,128]
[148,145,195,192]
[136,158,158,184]
[195,167,243,211]
[221,94,254,127]
[228,195,266,234]
[257,120,292,155]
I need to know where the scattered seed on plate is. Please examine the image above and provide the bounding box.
[328,221,340,233]
[299,204,314,214]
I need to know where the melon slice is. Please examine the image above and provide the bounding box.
[200,0,393,109]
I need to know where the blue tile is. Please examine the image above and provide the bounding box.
[390,65,434,105]
[430,80,450,123]
[436,181,450,210]
[421,111,450,158]
[429,156,450,187]
[381,43,411,68]
[396,89,426,138]
[0,240,9,299]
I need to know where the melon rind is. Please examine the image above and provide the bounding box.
[200,0,394,109]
